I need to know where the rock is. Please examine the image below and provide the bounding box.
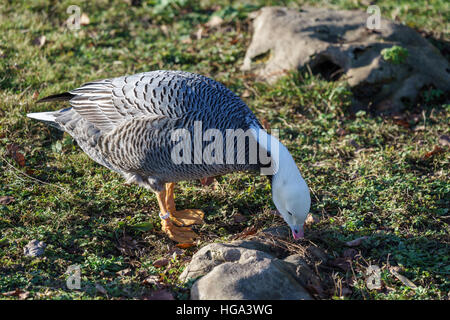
[179,242,273,282]
[242,7,450,113]
[282,254,317,287]
[190,249,312,300]
[23,240,46,257]
[181,242,314,300]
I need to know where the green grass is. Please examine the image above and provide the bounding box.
[0,0,449,300]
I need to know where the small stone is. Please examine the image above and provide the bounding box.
[23,240,46,257]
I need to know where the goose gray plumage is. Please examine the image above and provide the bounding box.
[28,70,310,244]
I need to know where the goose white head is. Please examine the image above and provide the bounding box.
[253,127,311,239]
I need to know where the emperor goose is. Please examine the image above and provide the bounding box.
[28,70,310,244]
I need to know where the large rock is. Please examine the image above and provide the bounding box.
[188,244,312,300]
[180,241,313,300]
[241,7,450,112]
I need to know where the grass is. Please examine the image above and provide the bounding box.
[0,0,449,300]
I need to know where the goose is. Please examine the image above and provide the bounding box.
[27,70,310,244]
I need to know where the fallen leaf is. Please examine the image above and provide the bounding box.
[116,268,132,276]
[241,89,251,98]
[345,236,368,247]
[424,145,444,159]
[336,128,347,136]
[2,288,30,299]
[389,267,417,289]
[261,118,270,130]
[6,144,25,167]
[116,235,139,256]
[176,243,195,249]
[0,196,15,205]
[199,176,215,186]
[32,35,46,47]
[195,26,203,40]
[143,275,162,287]
[305,214,319,226]
[160,25,169,36]
[393,119,410,128]
[235,226,258,239]
[80,13,90,26]
[153,258,169,268]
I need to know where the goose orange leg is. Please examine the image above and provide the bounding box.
[156,183,204,244]
[165,183,204,226]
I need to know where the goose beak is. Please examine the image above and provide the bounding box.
[291,226,304,239]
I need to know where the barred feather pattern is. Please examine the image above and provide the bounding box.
[52,70,263,191]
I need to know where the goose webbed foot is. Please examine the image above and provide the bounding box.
[156,182,204,244]
[161,218,198,244]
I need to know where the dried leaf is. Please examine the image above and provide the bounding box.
[32,35,46,47]
[116,268,132,277]
[199,176,215,186]
[261,118,270,130]
[6,144,25,167]
[235,226,257,239]
[345,236,368,247]
[2,289,30,299]
[393,119,410,128]
[241,89,251,98]
[153,258,169,268]
[80,13,90,26]
[143,275,162,286]
[389,267,417,289]
[336,128,347,136]
[0,196,15,205]
[305,214,318,226]
[195,26,203,40]
[424,145,444,159]
[176,243,195,249]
